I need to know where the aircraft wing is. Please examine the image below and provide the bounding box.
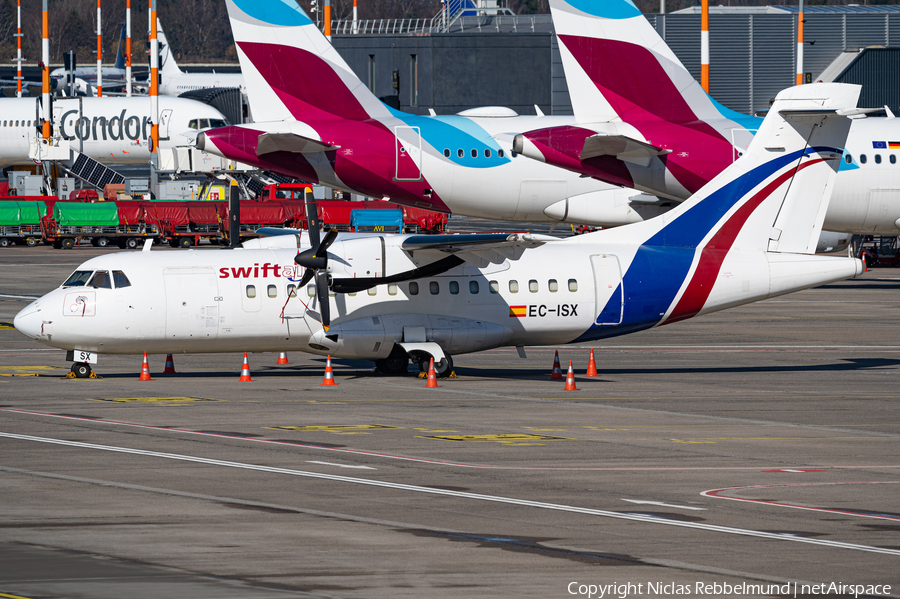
[580,134,672,161]
[256,133,340,156]
[401,233,551,267]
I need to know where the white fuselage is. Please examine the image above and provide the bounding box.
[0,97,228,168]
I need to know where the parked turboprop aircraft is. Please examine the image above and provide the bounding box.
[157,20,246,98]
[195,0,647,226]
[0,96,228,169]
[50,23,129,90]
[15,83,863,378]
[513,0,900,236]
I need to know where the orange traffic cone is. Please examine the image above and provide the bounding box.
[564,360,578,391]
[238,352,253,382]
[138,352,153,381]
[550,350,564,380]
[425,357,440,388]
[585,348,598,377]
[863,253,868,272]
[321,355,337,386]
[276,352,291,365]
[163,354,177,374]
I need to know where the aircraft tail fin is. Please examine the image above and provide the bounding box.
[224,0,388,123]
[113,23,127,70]
[157,19,183,77]
[551,0,749,128]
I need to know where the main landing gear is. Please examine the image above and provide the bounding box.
[69,362,95,379]
[373,346,454,378]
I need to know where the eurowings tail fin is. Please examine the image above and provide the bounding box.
[224,0,389,123]
[551,0,754,129]
[113,23,127,70]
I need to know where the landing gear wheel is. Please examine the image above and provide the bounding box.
[375,346,410,376]
[25,237,38,247]
[61,238,76,250]
[125,237,140,250]
[178,237,193,248]
[418,355,453,378]
[71,362,92,379]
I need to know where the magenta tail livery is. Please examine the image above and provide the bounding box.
[16,83,862,377]
[514,0,900,235]
[194,0,642,227]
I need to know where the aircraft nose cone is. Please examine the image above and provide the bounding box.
[14,303,42,340]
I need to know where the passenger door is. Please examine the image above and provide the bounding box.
[591,254,623,326]
[394,126,422,181]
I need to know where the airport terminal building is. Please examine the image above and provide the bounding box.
[331,5,900,117]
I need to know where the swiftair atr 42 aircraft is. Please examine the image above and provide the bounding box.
[16,83,863,378]
[195,0,644,226]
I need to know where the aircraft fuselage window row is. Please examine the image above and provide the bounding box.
[2,120,33,127]
[296,279,579,299]
[847,153,897,165]
[62,270,131,289]
[444,148,505,159]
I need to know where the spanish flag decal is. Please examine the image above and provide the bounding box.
[509,305,526,318]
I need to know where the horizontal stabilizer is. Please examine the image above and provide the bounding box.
[580,134,672,161]
[256,133,340,156]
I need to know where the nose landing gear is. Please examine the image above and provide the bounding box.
[68,362,96,379]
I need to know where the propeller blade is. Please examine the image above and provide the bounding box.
[318,228,339,254]
[297,267,315,289]
[316,270,331,329]
[304,189,321,249]
[294,246,327,270]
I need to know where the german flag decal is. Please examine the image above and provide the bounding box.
[509,305,526,318]
[890,141,900,149]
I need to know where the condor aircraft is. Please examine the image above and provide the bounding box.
[0,96,228,169]
[15,83,863,378]
[157,21,246,99]
[513,0,900,237]
[195,0,644,226]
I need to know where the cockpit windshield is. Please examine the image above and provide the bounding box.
[89,271,111,289]
[63,270,93,287]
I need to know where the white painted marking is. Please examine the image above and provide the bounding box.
[622,499,707,511]
[0,294,38,300]
[782,469,806,473]
[307,461,375,470]
[3,431,900,556]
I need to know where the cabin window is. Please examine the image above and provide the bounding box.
[430,281,439,295]
[63,270,93,287]
[548,279,558,293]
[443,149,450,157]
[457,149,464,158]
[891,155,897,164]
[112,271,131,288]
[388,283,398,296]
[469,281,479,294]
[529,280,538,293]
[246,285,257,298]
[367,287,377,296]
[307,284,316,297]
[568,279,578,292]
[499,149,505,158]
[875,154,882,164]
[409,281,419,295]
[449,281,459,294]
[845,154,853,164]
[489,280,499,294]
[267,285,277,298]
[860,154,868,164]
[471,149,477,158]
[509,280,519,293]
[89,271,111,289]
[15,120,19,126]
[287,284,297,297]
[485,149,491,158]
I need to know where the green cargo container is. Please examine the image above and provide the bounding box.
[53,203,119,226]
[0,204,19,226]
[17,201,46,225]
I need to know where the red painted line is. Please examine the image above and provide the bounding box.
[4,408,900,473]
[702,481,900,521]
